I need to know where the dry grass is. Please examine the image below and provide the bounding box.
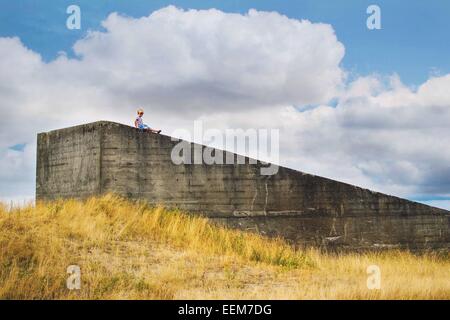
[0,194,448,300]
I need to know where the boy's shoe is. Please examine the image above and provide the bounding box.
[157,130,162,134]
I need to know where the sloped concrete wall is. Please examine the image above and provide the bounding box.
[36,121,450,250]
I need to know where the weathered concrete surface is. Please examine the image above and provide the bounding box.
[36,122,102,199]
[36,121,450,251]
[215,215,450,251]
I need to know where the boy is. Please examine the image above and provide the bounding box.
[134,108,161,133]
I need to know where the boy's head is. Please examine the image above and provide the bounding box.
[137,108,144,116]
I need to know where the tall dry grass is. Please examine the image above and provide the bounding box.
[0,194,449,299]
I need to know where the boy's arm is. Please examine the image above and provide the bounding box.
[134,119,138,128]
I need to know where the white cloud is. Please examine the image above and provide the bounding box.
[194,73,450,201]
[0,6,449,210]
[69,6,345,111]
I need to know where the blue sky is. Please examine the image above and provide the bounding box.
[1,0,450,85]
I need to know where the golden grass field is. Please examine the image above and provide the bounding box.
[0,194,449,299]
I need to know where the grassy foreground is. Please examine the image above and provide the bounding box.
[0,194,449,299]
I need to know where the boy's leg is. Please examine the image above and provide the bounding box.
[144,124,161,133]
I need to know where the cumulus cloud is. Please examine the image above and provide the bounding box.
[0,6,449,208]
[65,6,345,115]
[192,72,450,200]
[219,74,450,198]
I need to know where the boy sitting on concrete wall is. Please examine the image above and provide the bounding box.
[134,108,161,133]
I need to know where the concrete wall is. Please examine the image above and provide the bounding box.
[36,122,102,199]
[36,121,450,251]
